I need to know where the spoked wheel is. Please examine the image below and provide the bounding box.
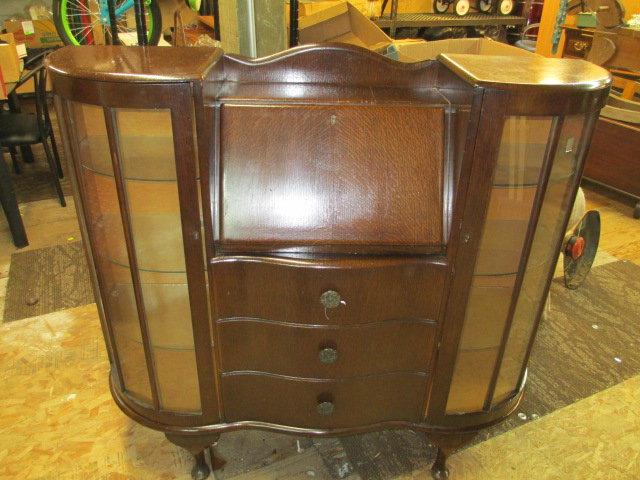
[53,0,162,45]
[563,210,601,289]
[477,0,493,13]
[454,0,471,16]
[433,0,451,14]
[497,0,515,15]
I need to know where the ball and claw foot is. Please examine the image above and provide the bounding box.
[191,451,210,480]
[430,447,449,479]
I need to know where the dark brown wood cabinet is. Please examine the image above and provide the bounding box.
[47,45,610,479]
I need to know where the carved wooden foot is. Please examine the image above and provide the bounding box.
[165,432,222,480]
[192,450,210,480]
[426,431,477,480]
[431,446,449,479]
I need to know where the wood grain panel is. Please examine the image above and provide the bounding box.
[211,256,446,325]
[584,118,640,198]
[218,318,435,378]
[219,104,444,253]
[221,372,427,428]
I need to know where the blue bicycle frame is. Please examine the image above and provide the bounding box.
[98,0,149,24]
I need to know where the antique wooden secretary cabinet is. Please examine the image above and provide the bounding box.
[47,45,609,478]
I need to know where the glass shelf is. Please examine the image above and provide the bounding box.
[107,282,196,350]
[458,274,516,351]
[78,135,180,182]
[92,212,187,273]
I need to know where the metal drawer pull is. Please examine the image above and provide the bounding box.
[320,290,341,309]
[319,347,338,364]
[317,401,334,416]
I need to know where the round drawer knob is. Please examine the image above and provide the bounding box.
[320,290,341,309]
[319,347,338,364]
[317,401,334,416]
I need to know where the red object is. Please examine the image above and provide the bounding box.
[566,236,585,260]
[79,0,95,45]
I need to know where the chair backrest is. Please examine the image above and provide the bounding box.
[32,57,51,136]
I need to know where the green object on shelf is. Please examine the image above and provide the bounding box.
[577,12,597,28]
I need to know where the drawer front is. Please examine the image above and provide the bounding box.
[218,319,435,378]
[211,257,445,325]
[563,34,592,59]
[221,373,427,428]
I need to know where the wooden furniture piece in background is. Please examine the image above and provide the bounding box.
[562,25,595,58]
[47,45,610,479]
[584,117,640,217]
[561,25,640,218]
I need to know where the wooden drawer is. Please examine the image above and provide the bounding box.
[562,29,593,59]
[218,318,436,378]
[211,257,445,325]
[221,372,427,428]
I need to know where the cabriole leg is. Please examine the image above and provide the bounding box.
[426,431,477,480]
[431,446,449,479]
[192,450,210,480]
[165,432,221,480]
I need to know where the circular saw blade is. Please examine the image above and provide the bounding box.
[563,210,601,289]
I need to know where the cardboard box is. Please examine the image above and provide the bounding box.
[13,69,53,95]
[298,1,392,53]
[0,33,21,84]
[386,37,538,62]
[300,1,343,17]
[5,19,64,49]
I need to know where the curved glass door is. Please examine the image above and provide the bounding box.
[446,116,553,414]
[492,114,587,405]
[68,103,201,413]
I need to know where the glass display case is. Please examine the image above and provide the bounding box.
[48,46,609,479]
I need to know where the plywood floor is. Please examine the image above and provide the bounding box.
[0,179,639,479]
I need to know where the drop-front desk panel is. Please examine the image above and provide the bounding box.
[47,45,609,479]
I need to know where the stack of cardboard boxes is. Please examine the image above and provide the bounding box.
[0,19,62,99]
[297,1,536,61]
[0,32,25,100]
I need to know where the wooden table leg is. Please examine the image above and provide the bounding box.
[0,151,28,248]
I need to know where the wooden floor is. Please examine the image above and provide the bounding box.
[0,180,639,479]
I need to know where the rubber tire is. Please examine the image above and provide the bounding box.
[433,0,450,14]
[454,0,471,16]
[497,0,514,15]
[477,0,492,13]
[53,0,162,46]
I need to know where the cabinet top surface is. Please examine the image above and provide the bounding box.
[46,45,222,83]
[440,53,611,91]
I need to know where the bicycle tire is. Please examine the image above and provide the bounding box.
[433,0,450,14]
[53,0,162,46]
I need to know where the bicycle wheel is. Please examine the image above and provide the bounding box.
[477,0,493,13]
[53,0,162,46]
[433,0,450,14]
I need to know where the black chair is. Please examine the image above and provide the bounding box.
[0,149,27,247]
[0,55,66,207]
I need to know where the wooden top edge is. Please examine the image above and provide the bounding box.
[45,45,223,83]
[222,42,434,71]
[438,53,611,91]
